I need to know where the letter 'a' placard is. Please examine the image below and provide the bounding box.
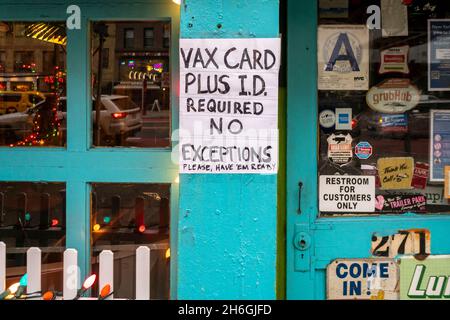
[318,25,369,90]
[179,38,280,174]
[319,175,376,213]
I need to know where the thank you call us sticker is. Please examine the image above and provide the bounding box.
[319,175,375,212]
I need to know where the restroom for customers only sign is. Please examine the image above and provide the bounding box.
[320,175,376,213]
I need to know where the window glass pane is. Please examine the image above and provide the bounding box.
[144,28,154,48]
[0,182,66,293]
[91,183,170,299]
[0,22,66,147]
[91,21,171,148]
[317,1,450,215]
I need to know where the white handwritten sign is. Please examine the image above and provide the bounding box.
[179,38,280,174]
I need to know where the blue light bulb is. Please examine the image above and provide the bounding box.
[20,273,28,286]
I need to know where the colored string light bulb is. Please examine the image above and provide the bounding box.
[0,282,20,300]
[98,284,112,300]
[74,274,97,300]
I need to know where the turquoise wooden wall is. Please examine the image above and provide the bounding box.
[178,0,280,299]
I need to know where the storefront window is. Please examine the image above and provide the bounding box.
[0,182,66,292]
[91,21,171,148]
[91,183,170,299]
[0,22,67,147]
[317,1,450,215]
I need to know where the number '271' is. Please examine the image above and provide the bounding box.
[371,229,430,258]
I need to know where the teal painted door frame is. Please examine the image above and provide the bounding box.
[177,0,279,299]
[0,0,180,298]
[287,0,450,300]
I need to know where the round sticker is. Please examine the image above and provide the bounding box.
[355,141,373,160]
[319,110,336,128]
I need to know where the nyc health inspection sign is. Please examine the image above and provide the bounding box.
[179,38,280,174]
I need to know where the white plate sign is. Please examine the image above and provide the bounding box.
[319,175,376,212]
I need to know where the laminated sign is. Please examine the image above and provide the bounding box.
[319,175,375,212]
[179,38,280,174]
[318,25,369,90]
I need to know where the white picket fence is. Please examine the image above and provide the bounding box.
[0,241,156,300]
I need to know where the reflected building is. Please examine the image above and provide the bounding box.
[0,22,65,92]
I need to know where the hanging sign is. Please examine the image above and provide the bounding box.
[327,133,353,166]
[400,255,450,300]
[378,157,414,190]
[428,20,450,91]
[379,46,410,74]
[318,25,369,90]
[381,0,409,38]
[327,259,399,300]
[430,110,450,182]
[366,79,421,114]
[319,175,375,212]
[179,38,280,174]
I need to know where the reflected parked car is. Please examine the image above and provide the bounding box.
[0,91,46,114]
[60,95,143,145]
[0,100,46,144]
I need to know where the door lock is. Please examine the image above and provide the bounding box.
[294,232,311,251]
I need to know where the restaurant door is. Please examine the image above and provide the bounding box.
[287,0,450,300]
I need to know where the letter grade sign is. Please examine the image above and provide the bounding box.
[179,38,281,174]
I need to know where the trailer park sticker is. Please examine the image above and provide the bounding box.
[319,175,375,212]
[379,46,409,74]
[327,259,399,300]
[375,194,427,213]
[327,133,352,166]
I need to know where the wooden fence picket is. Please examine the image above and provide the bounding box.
[26,247,41,294]
[99,250,114,299]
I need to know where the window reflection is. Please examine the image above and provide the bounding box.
[0,22,66,147]
[91,21,171,148]
[91,183,170,299]
[0,182,66,292]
